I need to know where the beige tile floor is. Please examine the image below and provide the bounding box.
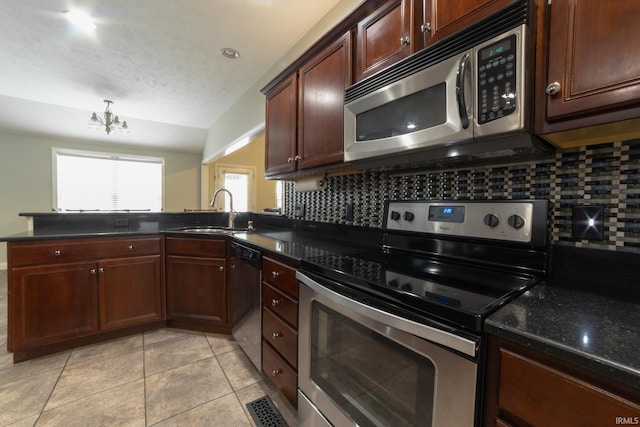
[0,270,297,427]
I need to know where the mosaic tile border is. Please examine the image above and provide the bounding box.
[284,139,640,252]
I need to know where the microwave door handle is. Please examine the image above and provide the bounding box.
[456,53,471,129]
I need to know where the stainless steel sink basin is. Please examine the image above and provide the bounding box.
[170,226,248,235]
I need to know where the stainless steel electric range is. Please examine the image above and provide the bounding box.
[296,199,549,427]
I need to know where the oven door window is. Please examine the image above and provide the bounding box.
[310,302,435,427]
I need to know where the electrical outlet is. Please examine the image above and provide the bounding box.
[294,203,305,217]
[572,205,604,240]
[345,203,354,221]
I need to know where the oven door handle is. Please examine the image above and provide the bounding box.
[297,271,479,358]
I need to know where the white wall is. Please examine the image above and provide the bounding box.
[0,132,203,268]
[202,0,364,162]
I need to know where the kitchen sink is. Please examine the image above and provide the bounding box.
[170,226,249,235]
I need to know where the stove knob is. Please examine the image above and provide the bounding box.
[508,214,525,229]
[390,210,401,221]
[400,283,413,292]
[388,279,399,288]
[484,213,500,228]
[403,211,415,221]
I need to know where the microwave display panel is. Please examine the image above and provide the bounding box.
[477,35,517,125]
[356,82,446,141]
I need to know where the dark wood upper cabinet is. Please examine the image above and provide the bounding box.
[264,31,351,178]
[297,32,351,170]
[355,0,414,81]
[542,0,640,128]
[421,0,514,47]
[264,74,298,177]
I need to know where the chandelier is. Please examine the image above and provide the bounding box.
[90,100,129,134]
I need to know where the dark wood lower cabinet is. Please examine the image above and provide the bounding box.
[484,334,640,426]
[165,255,227,331]
[165,236,229,333]
[11,261,99,350]
[98,255,163,330]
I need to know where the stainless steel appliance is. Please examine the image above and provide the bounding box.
[297,199,549,427]
[230,241,262,371]
[344,0,552,170]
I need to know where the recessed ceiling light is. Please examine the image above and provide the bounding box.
[221,48,239,59]
[64,10,96,31]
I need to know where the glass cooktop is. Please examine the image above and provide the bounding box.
[300,250,541,332]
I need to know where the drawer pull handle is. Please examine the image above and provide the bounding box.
[128,245,134,251]
[272,368,281,376]
[271,331,282,339]
[271,271,280,279]
[271,299,281,307]
[53,250,61,256]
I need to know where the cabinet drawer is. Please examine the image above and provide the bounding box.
[262,282,298,328]
[165,237,226,257]
[263,340,298,408]
[10,237,160,266]
[498,349,640,426]
[262,257,297,298]
[262,307,297,369]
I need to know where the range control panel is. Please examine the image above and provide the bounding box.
[384,200,548,244]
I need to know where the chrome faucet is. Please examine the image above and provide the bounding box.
[209,188,238,228]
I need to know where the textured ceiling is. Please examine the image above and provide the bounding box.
[0,0,343,153]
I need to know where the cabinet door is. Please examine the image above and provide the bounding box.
[11,262,99,349]
[356,0,413,81]
[545,0,640,121]
[166,255,227,326]
[422,0,513,47]
[298,31,351,170]
[98,255,163,330]
[265,73,298,177]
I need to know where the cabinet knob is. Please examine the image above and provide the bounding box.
[53,250,61,256]
[287,157,294,163]
[421,22,431,34]
[128,245,134,251]
[271,331,282,339]
[219,266,224,272]
[271,298,281,307]
[294,155,301,161]
[271,271,280,279]
[400,36,410,46]
[545,81,561,96]
[90,268,96,275]
[271,368,281,377]
[98,267,104,273]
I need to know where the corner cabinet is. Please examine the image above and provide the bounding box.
[539,0,640,146]
[7,236,163,362]
[264,31,351,178]
[484,334,640,426]
[165,236,229,333]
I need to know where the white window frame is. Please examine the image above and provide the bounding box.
[213,164,256,212]
[52,147,165,211]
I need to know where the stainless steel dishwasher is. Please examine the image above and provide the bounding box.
[230,241,262,371]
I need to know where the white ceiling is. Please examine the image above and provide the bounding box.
[0,0,344,154]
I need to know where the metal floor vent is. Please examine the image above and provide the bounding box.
[246,395,289,427]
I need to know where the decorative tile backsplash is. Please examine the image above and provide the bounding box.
[284,139,640,252]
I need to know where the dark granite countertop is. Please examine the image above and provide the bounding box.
[487,246,640,390]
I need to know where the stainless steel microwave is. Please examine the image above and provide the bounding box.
[344,24,549,169]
